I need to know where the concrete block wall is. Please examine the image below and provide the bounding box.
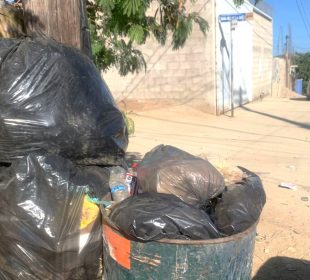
[272,57,290,98]
[103,0,217,113]
[252,10,273,99]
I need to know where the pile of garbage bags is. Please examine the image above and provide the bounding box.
[0,37,128,279]
[108,145,266,241]
[0,36,266,279]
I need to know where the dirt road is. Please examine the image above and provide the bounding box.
[126,97,310,279]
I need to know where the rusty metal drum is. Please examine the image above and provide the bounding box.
[102,219,257,280]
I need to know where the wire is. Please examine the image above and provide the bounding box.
[296,0,310,40]
[298,0,310,31]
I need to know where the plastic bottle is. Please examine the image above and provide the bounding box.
[125,165,138,195]
[109,167,130,203]
[130,163,138,195]
[125,167,134,194]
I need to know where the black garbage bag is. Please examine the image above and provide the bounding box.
[213,167,266,236]
[109,193,221,241]
[0,154,108,280]
[0,37,128,165]
[82,165,112,201]
[137,145,225,207]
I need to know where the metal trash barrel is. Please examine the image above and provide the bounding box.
[102,218,257,280]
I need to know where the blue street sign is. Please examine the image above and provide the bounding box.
[219,13,246,23]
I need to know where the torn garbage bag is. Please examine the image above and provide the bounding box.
[137,145,225,207]
[0,37,128,165]
[213,167,266,236]
[109,193,221,241]
[0,154,107,280]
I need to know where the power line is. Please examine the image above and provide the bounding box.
[296,0,310,40]
[299,0,310,30]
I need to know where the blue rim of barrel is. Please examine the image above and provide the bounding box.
[102,215,258,244]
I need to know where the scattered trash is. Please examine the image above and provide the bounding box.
[256,234,267,243]
[215,164,245,185]
[301,196,309,202]
[0,37,128,165]
[137,145,225,207]
[109,193,222,241]
[279,182,297,190]
[287,165,296,170]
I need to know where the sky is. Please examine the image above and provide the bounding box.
[266,0,310,55]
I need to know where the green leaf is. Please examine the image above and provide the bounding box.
[193,14,209,35]
[98,0,115,14]
[172,16,193,49]
[91,41,103,56]
[122,0,142,17]
[86,0,214,75]
[128,24,145,44]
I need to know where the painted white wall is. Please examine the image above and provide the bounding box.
[216,0,253,113]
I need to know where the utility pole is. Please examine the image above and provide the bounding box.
[277,26,284,56]
[285,34,289,88]
[285,24,293,90]
[280,26,284,56]
[23,0,91,57]
[288,24,293,90]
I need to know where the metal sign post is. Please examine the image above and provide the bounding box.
[219,13,246,117]
[230,19,238,117]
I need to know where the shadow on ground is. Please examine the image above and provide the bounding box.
[253,257,310,280]
[241,106,310,130]
[290,97,309,101]
[134,113,310,144]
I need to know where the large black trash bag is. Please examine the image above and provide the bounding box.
[213,167,266,236]
[109,193,221,241]
[0,37,128,165]
[0,154,108,280]
[137,145,225,207]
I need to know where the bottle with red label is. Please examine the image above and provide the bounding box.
[125,163,138,195]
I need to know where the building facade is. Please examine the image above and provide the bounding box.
[103,0,273,115]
